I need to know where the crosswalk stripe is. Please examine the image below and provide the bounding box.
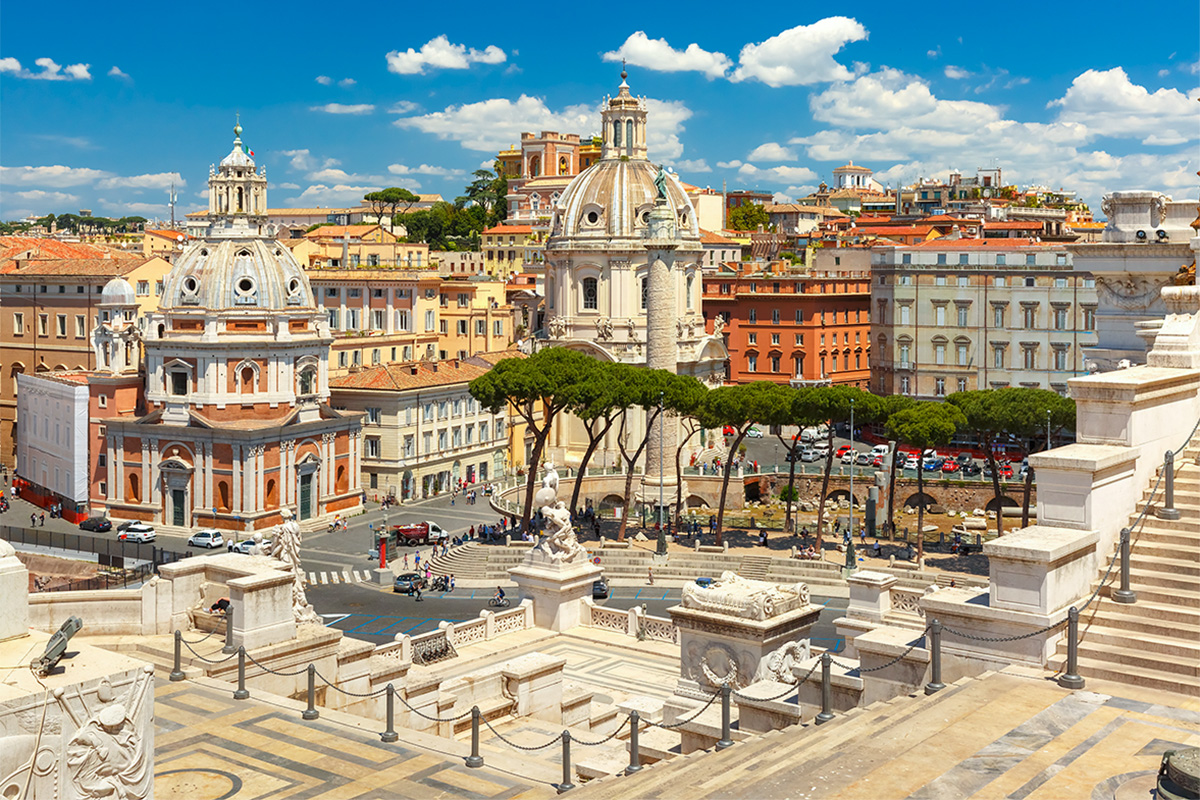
[342,570,352,584]
[320,571,328,584]
[307,572,317,584]
[330,572,340,584]
[354,570,366,582]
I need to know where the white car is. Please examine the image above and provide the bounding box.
[813,441,831,456]
[903,454,920,470]
[228,537,272,554]
[745,427,764,439]
[841,450,859,464]
[119,524,156,543]
[187,529,224,549]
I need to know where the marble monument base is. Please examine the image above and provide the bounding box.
[508,549,602,633]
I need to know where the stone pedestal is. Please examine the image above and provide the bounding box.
[734,680,801,733]
[371,566,394,585]
[508,549,601,632]
[984,526,1099,616]
[0,544,29,642]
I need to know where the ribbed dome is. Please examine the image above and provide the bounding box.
[99,277,136,306]
[161,237,315,312]
[550,160,700,245]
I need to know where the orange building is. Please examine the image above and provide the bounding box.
[702,255,872,388]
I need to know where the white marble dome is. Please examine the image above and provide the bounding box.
[99,276,136,306]
[161,237,315,312]
[550,160,701,245]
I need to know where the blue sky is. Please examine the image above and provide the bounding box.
[2,2,1197,223]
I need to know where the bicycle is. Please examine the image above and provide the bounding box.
[488,596,510,608]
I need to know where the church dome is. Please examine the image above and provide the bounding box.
[220,123,255,169]
[161,237,315,312]
[551,160,700,245]
[99,276,136,306]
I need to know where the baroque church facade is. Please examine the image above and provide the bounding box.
[96,126,364,532]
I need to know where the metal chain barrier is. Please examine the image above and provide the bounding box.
[481,717,563,752]
[1171,415,1200,459]
[392,688,475,723]
[567,716,630,747]
[731,658,822,703]
[243,650,312,677]
[181,639,240,664]
[645,685,724,730]
[830,625,931,672]
[312,668,390,698]
[942,616,1066,643]
[178,629,217,645]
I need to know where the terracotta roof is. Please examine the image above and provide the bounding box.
[853,225,938,237]
[467,348,525,367]
[0,256,151,277]
[909,237,1044,249]
[699,229,739,245]
[19,369,94,386]
[144,229,190,241]
[983,221,1043,231]
[0,236,112,263]
[304,224,381,240]
[765,204,848,217]
[834,163,872,173]
[483,225,533,235]
[329,360,494,391]
[306,268,438,281]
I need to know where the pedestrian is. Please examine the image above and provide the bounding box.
[414,584,423,602]
[470,525,475,540]
[40,513,45,527]
[403,553,409,570]
[415,551,421,569]
[449,574,456,592]
[647,567,654,585]
[31,513,36,527]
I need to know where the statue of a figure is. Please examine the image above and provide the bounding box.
[713,315,725,336]
[536,500,586,564]
[271,507,320,624]
[653,165,669,202]
[595,316,614,340]
[534,461,560,508]
[57,669,154,800]
[753,640,812,684]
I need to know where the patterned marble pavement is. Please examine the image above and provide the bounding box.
[153,680,557,799]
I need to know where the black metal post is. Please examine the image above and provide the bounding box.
[1158,450,1180,520]
[816,652,834,725]
[716,683,734,749]
[169,629,185,682]
[466,706,484,768]
[626,710,642,774]
[1058,607,1085,690]
[233,647,249,700]
[381,684,399,742]
[925,619,945,695]
[302,664,319,720]
[558,731,575,793]
[222,604,236,654]
[1112,527,1137,604]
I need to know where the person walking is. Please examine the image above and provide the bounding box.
[469,525,475,540]
[39,513,45,527]
[414,551,421,570]
[403,553,409,570]
[414,584,423,602]
[647,567,654,586]
[448,574,456,592]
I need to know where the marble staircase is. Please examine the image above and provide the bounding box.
[1054,435,1200,696]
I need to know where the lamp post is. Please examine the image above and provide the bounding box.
[1045,409,1051,451]
[848,397,855,539]
[656,391,667,557]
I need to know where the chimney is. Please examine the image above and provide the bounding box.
[410,365,419,376]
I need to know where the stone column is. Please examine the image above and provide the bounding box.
[641,198,681,511]
[232,443,243,514]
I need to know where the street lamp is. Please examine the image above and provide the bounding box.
[849,397,855,539]
[657,391,667,557]
[1045,409,1052,451]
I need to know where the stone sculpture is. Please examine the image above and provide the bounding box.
[547,317,567,338]
[536,501,587,564]
[712,315,725,335]
[653,164,669,201]
[271,507,320,624]
[753,639,812,684]
[56,668,154,800]
[595,316,614,340]
[681,571,810,621]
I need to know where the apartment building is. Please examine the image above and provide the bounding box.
[702,250,872,388]
[435,278,511,361]
[870,239,1098,399]
[329,358,511,500]
[0,255,172,467]
[481,224,538,275]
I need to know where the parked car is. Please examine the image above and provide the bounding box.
[799,427,821,443]
[799,448,820,462]
[872,444,891,458]
[813,441,831,456]
[835,445,855,458]
[592,578,609,599]
[722,425,736,436]
[855,452,872,466]
[941,460,960,474]
[118,524,156,543]
[392,572,427,594]
[903,454,921,470]
[871,455,885,468]
[955,452,974,465]
[116,520,139,532]
[745,427,763,439]
[923,458,944,471]
[841,450,859,464]
[961,462,982,477]
[694,577,715,588]
[228,537,273,554]
[187,529,224,549]
[79,516,112,532]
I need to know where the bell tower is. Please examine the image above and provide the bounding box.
[600,65,649,162]
[207,121,268,227]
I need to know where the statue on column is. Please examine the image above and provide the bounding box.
[271,507,320,624]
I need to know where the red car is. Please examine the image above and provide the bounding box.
[836,445,855,458]
[723,425,736,436]
[941,460,960,474]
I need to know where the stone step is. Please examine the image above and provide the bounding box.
[1057,654,1200,696]
[1129,525,1200,545]
[628,725,682,764]
[1097,581,1200,608]
[451,695,515,736]
[1076,626,1200,660]
[1128,544,1200,568]
[1124,566,1200,591]
[1086,604,1200,637]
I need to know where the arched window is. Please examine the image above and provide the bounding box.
[128,472,140,503]
[217,480,230,511]
[559,156,568,175]
[266,478,278,507]
[336,464,348,494]
[528,156,540,177]
[298,367,316,396]
[582,277,598,310]
[686,274,694,309]
[240,367,255,394]
[626,120,633,147]
[640,278,648,310]
[613,120,622,147]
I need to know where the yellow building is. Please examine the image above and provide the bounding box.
[300,225,430,269]
[141,229,190,261]
[481,224,537,275]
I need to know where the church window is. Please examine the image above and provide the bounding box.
[299,368,316,395]
[626,120,633,146]
[559,156,568,175]
[640,278,648,309]
[170,371,188,396]
[582,277,598,310]
[586,211,599,225]
[613,120,622,147]
[240,367,255,392]
[686,274,694,309]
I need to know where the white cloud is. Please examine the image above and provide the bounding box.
[105,201,169,216]
[602,32,731,79]
[771,191,792,203]
[385,35,506,75]
[388,163,464,177]
[927,47,942,59]
[785,184,817,198]
[387,100,420,114]
[479,159,496,169]
[747,142,797,161]
[730,17,868,87]
[107,66,130,80]
[295,184,385,205]
[310,103,375,115]
[737,163,818,184]
[96,172,185,190]
[317,75,356,87]
[9,189,79,205]
[717,160,743,169]
[0,165,113,187]
[645,99,691,159]
[1159,69,1171,78]
[1049,67,1200,145]
[338,78,356,87]
[306,168,382,184]
[944,65,970,79]
[277,182,300,190]
[0,57,92,80]
[316,75,333,85]
[281,149,315,171]
[807,68,1001,131]
[32,134,93,149]
[665,158,711,174]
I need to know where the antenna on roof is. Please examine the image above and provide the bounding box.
[168,181,177,229]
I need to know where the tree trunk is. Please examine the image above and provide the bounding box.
[916,463,925,563]
[814,428,835,549]
[714,430,749,546]
[675,422,702,521]
[776,434,798,533]
[984,441,1005,536]
[885,442,899,541]
[615,409,659,542]
[568,417,613,517]
[617,466,637,542]
[522,431,548,536]
[1020,466,1034,529]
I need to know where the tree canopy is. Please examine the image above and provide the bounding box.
[364,188,420,231]
[885,401,966,561]
[727,203,770,231]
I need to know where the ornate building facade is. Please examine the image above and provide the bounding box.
[97,126,364,532]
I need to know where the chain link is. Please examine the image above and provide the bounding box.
[482,717,563,751]
[181,639,239,664]
[941,616,1065,643]
[178,629,217,645]
[312,668,390,698]
[829,626,931,673]
[393,688,475,722]
[568,716,630,747]
[244,650,311,677]
[646,685,724,730]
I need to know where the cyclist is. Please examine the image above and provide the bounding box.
[493,585,506,606]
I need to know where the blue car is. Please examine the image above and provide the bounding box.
[923,458,944,471]
[695,577,714,589]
